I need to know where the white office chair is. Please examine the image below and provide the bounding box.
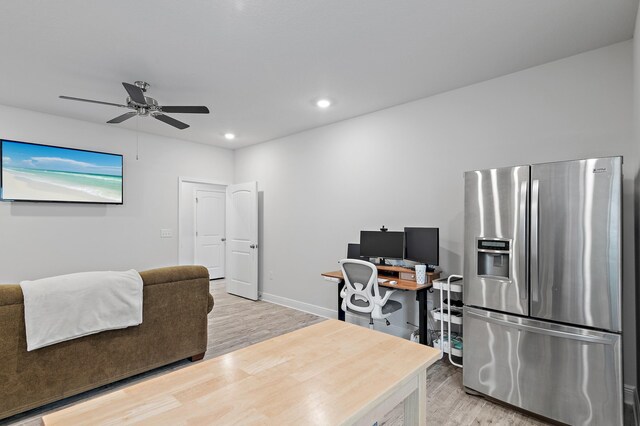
[339,259,402,329]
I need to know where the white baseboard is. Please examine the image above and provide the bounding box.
[624,385,639,425]
[260,292,337,319]
[259,292,414,339]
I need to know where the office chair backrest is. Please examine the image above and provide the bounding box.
[339,259,379,314]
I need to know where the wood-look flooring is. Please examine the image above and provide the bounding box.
[1,281,630,425]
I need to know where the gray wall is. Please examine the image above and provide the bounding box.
[235,41,638,387]
[0,104,234,282]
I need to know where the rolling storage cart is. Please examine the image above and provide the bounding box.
[432,275,463,367]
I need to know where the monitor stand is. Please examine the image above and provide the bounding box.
[376,258,389,266]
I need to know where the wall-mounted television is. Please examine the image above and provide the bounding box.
[0,139,123,204]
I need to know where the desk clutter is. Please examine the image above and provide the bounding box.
[322,267,437,291]
[374,264,440,285]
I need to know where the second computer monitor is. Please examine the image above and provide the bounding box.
[347,243,363,260]
[359,231,404,260]
[404,227,439,266]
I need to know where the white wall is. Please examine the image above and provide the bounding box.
[0,104,234,282]
[235,41,637,386]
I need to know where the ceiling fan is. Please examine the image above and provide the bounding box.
[59,81,209,130]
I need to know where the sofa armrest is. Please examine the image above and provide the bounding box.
[139,265,209,287]
[141,265,213,313]
[0,285,23,307]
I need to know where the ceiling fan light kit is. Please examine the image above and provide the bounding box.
[59,81,210,130]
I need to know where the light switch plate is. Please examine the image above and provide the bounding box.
[160,229,173,238]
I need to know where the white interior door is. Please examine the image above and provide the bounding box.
[195,190,226,279]
[225,182,258,300]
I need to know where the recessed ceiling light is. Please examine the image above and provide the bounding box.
[316,99,332,109]
[224,133,236,140]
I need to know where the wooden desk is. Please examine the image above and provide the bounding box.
[43,320,440,426]
[322,266,437,345]
[321,270,431,292]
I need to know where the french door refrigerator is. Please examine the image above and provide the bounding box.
[462,157,623,425]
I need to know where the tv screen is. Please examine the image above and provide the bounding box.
[1,140,123,204]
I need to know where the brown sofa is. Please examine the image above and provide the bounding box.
[0,265,214,420]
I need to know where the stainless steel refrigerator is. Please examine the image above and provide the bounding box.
[462,157,623,425]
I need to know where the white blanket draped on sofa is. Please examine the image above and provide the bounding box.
[20,269,143,351]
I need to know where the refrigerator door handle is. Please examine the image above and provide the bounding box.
[519,181,528,300]
[466,310,616,345]
[530,179,539,303]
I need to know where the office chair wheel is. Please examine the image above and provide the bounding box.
[385,319,390,326]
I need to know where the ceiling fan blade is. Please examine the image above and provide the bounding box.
[160,106,210,114]
[59,95,127,108]
[153,113,189,130]
[107,111,138,124]
[122,82,147,104]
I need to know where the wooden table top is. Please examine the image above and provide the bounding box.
[43,320,440,426]
[321,270,432,291]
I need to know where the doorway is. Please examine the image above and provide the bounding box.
[179,179,226,279]
[178,178,260,300]
[195,189,225,278]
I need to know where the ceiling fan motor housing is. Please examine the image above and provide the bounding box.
[127,95,159,116]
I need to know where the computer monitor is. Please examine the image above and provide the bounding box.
[359,231,404,263]
[404,227,439,266]
[347,243,364,260]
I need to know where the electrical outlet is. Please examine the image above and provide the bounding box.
[160,229,173,238]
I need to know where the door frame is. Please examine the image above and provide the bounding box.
[178,177,229,269]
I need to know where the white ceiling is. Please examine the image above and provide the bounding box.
[0,1,637,149]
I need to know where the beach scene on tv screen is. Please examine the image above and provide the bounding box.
[1,141,123,203]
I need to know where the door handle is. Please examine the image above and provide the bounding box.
[531,179,539,303]
[519,181,528,300]
[250,244,257,249]
[221,238,226,242]
[466,309,615,344]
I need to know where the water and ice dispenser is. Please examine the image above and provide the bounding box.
[476,239,511,280]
